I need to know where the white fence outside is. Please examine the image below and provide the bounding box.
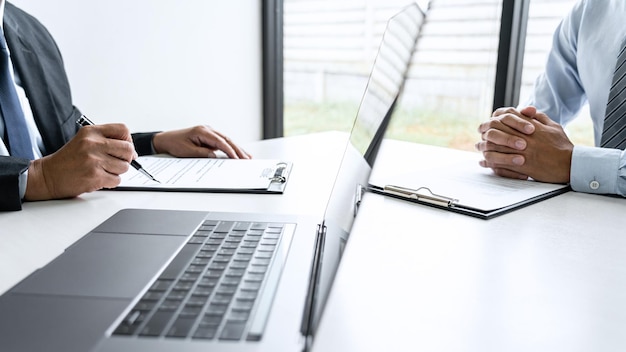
[284,0,575,116]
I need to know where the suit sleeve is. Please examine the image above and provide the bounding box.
[0,132,158,212]
[132,132,160,156]
[0,156,30,211]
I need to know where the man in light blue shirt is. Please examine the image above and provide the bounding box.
[475,0,626,196]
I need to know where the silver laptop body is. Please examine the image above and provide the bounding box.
[0,4,424,352]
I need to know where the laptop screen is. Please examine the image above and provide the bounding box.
[300,2,425,344]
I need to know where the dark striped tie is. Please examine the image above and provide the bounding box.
[602,39,626,150]
[0,27,34,160]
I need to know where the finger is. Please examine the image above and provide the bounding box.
[478,158,528,180]
[529,110,556,126]
[498,114,535,135]
[222,139,251,159]
[187,128,237,158]
[230,147,251,159]
[103,138,137,163]
[519,105,537,117]
[171,138,222,159]
[478,120,492,134]
[97,174,123,190]
[210,129,251,159]
[482,128,527,150]
[486,108,536,135]
[206,138,238,158]
[491,167,529,180]
[73,128,136,162]
[475,140,522,154]
[167,144,218,158]
[200,129,248,159]
[492,107,521,118]
[92,123,133,142]
[481,151,526,168]
[520,105,559,127]
[101,157,131,176]
[479,114,532,135]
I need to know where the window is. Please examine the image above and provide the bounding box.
[282,0,593,149]
[283,0,501,151]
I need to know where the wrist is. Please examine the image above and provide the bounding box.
[152,132,165,154]
[24,159,52,201]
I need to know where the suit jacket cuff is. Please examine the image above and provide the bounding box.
[132,132,160,156]
[0,156,30,211]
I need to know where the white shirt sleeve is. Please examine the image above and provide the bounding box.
[570,145,626,195]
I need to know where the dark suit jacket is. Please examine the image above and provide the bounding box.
[0,3,156,211]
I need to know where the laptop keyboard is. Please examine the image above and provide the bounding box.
[113,219,294,341]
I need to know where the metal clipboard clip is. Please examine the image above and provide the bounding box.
[269,162,289,183]
[383,185,458,208]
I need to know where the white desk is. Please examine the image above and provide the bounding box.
[3,133,626,351]
[312,138,626,352]
[0,132,347,296]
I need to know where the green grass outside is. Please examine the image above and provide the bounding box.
[284,101,595,151]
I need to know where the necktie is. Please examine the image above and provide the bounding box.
[602,38,626,150]
[0,26,34,160]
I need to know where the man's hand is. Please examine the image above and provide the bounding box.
[152,125,251,159]
[475,106,574,184]
[25,124,136,200]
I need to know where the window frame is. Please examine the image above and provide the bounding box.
[262,0,285,139]
[493,0,531,110]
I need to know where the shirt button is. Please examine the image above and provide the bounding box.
[590,180,600,190]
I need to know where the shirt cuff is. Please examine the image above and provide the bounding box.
[18,168,28,200]
[570,145,622,194]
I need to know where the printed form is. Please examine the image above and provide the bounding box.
[117,156,285,191]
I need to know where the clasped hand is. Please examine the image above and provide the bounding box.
[25,124,251,201]
[475,106,573,184]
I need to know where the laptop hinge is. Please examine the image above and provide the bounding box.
[299,222,326,351]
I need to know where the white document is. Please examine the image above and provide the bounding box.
[375,158,566,211]
[117,156,291,192]
[369,148,569,217]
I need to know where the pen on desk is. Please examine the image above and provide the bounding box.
[75,115,161,183]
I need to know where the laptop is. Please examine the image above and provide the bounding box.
[0,4,424,352]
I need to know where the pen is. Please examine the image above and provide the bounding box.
[76,115,161,183]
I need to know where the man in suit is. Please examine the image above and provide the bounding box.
[0,1,250,211]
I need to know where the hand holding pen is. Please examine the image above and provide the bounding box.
[76,115,160,183]
[24,116,154,201]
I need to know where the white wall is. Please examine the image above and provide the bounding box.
[10,0,263,142]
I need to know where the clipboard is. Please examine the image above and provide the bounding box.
[113,157,293,194]
[266,162,292,193]
[367,182,570,220]
[365,140,572,220]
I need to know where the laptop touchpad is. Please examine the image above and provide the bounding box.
[13,232,187,299]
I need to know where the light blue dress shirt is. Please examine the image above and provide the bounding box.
[525,0,626,196]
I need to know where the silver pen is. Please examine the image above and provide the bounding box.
[76,115,161,183]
